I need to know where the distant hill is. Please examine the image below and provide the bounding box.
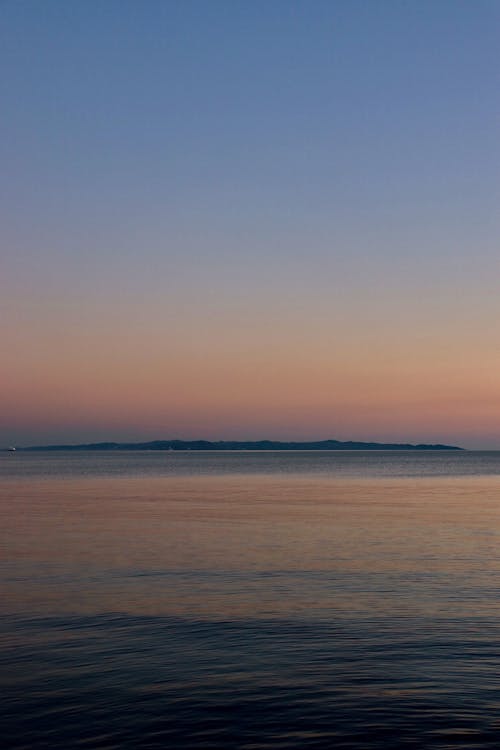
[20,439,463,451]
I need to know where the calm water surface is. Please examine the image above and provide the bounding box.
[2,451,500,748]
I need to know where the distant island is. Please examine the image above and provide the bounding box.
[16,439,463,451]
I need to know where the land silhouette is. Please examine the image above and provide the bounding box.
[18,439,463,451]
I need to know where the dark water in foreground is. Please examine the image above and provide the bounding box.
[2,451,500,748]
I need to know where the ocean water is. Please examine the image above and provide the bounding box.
[2,450,500,749]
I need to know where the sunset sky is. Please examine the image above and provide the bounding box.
[2,1,499,448]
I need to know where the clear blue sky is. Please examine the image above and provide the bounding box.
[1,1,499,447]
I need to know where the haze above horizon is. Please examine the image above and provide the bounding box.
[2,1,499,450]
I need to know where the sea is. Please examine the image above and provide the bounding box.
[2,450,500,749]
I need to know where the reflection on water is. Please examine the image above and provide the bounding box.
[2,453,500,748]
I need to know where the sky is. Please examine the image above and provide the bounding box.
[1,0,499,449]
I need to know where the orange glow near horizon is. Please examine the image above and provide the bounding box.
[4,298,500,447]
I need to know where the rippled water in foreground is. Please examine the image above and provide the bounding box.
[2,451,500,748]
